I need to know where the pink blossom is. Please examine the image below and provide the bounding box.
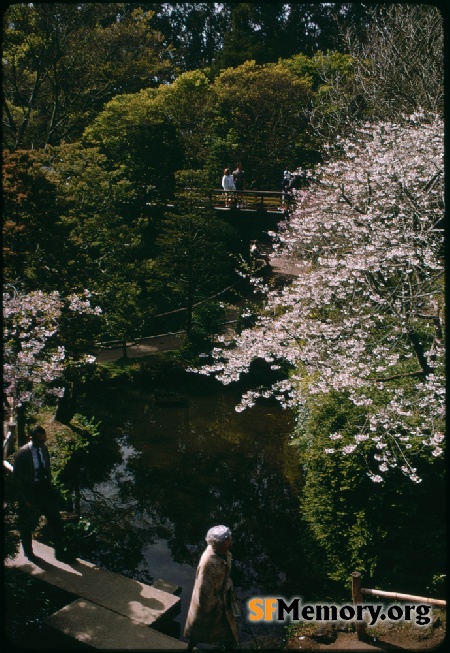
[3,285,101,412]
[193,115,444,482]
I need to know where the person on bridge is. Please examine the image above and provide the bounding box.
[281,170,293,207]
[185,525,239,651]
[13,425,74,563]
[222,168,236,207]
[233,163,245,208]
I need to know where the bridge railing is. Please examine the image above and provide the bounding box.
[210,188,294,212]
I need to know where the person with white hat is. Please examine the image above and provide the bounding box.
[184,525,239,650]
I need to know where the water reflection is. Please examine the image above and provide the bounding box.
[80,381,311,644]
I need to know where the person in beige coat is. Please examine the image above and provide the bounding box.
[185,525,239,650]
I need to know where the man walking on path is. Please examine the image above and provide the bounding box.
[13,425,74,562]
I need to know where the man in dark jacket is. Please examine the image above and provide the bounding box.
[13,425,72,562]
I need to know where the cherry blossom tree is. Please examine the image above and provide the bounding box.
[195,113,444,482]
[3,285,101,441]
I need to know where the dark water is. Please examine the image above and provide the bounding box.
[78,376,320,645]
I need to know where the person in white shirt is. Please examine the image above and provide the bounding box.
[222,168,236,207]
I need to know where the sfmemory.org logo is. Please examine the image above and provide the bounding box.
[247,598,432,627]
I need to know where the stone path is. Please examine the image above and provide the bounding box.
[6,541,186,649]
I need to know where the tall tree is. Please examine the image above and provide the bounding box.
[153,210,237,336]
[343,3,444,120]
[211,3,286,73]
[155,69,215,172]
[3,150,64,290]
[40,142,154,344]
[148,2,232,71]
[2,3,174,150]
[211,61,310,187]
[83,89,183,202]
[282,3,368,56]
[211,3,369,73]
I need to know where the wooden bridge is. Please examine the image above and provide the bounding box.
[210,188,294,216]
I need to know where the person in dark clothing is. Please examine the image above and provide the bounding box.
[13,425,73,562]
[233,163,245,191]
[281,170,293,207]
[233,163,245,208]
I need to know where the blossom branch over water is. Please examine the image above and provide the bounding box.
[3,286,101,411]
[193,114,445,481]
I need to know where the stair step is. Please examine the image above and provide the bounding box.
[45,599,186,649]
[153,578,182,595]
[6,541,180,625]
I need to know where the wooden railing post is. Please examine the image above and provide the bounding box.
[351,572,367,640]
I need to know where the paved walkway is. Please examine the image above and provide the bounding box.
[6,541,186,649]
[94,258,304,364]
[95,333,184,362]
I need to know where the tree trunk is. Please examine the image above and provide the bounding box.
[122,338,128,359]
[185,291,194,337]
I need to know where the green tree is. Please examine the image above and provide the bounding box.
[155,70,215,173]
[2,149,65,290]
[279,51,358,162]
[153,210,237,337]
[212,61,310,187]
[41,142,153,348]
[83,89,183,202]
[210,3,368,74]
[2,3,174,150]
[298,392,446,591]
[148,2,231,71]
[281,3,368,57]
[212,3,286,73]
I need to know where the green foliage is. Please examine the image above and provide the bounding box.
[280,51,355,92]
[297,392,446,590]
[180,300,228,361]
[279,51,359,161]
[2,150,65,290]
[61,516,98,558]
[212,61,310,188]
[83,89,183,201]
[211,3,285,72]
[2,3,176,149]
[150,3,231,72]
[155,70,215,171]
[51,413,100,483]
[153,210,238,334]
[175,169,212,195]
[39,142,155,345]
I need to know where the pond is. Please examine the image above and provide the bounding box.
[77,372,324,646]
